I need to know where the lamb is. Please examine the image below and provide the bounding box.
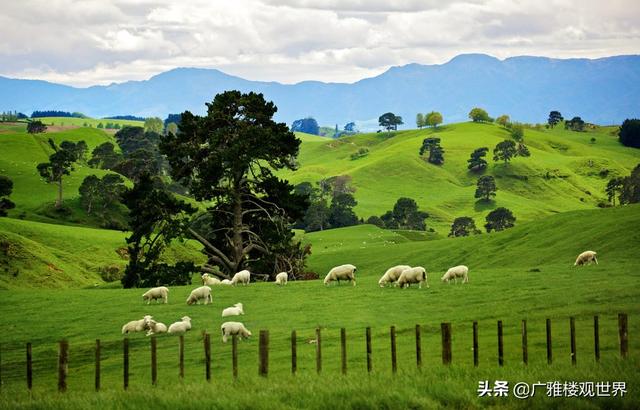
[222,303,244,317]
[121,315,152,334]
[397,266,428,289]
[378,265,411,287]
[231,269,251,286]
[202,273,221,286]
[220,279,232,285]
[221,321,252,343]
[145,318,168,336]
[168,316,192,334]
[275,272,288,285]
[441,265,469,284]
[142,286,169,304]
[323,264,357,286]
[186,286,213,305]
[574,250,598,266]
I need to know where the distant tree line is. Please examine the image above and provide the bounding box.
[31,110,87,118]
[105,115,146,121]
[291,117,320,135]
[367,198,429,231]
[0,111,28,121]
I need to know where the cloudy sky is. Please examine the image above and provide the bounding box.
[1,0,638,87]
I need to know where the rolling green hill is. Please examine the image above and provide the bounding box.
[287,123,639,233]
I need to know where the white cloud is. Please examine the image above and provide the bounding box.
[0,0,637,86]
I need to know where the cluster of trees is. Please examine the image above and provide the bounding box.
[548,111,589,132]
[0,111,28,121]
[606,163,640,206]
[0,175,15,217]
[79,174,126,217]
[367,198,429,231]
[619,119,640,149]
[96,122,122,130]
[31,110,87,118]
[468,108,492,123]
[27,120,47,134]
[295,176,358,232]
[105,115,146,122]
[379,112,403,133]
[416,111,443,129]
[36,139,87,209]
[448,207,516,237]
[419,137,444,165]
[291,118,320,135]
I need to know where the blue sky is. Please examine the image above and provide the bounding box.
[1,0,638,86]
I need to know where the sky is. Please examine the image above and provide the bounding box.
[1,0,639,87]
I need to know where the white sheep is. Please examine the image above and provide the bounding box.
[323,264,357,286]
[220,279,232,285]
[142,286,169,304]
[202,273,221,286]
[221,321,252,343]
[441,265,469,284]
[121,315,152,334]
[378,265,411,287]
[222,303,244,317]
[574,250,598,266]
[275,272,288,285]
[145,318,168,336]
[168,316,192,334]
[397,266,428,289]
[186,286,212,305]
[231,269,251,286]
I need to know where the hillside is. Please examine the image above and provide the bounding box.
[287,123,640,233]
[1,54,639,125]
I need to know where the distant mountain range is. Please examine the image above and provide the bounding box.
[1,54,639,128]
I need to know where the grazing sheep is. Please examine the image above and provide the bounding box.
[323,264,357,286]
[275,272,288,285]
[222,303,244,317]
[220,279,232,285]
[202,273,221,286]
[122,315,152,334]
[574,250,598,266]
[441,265,469,284]
[142,286,169,304]
[397,266,428,289]
[168,316,192,334]
[221,321,252,343]
[378,265,411,287]
[145,318,168,336]
[231,270,251,286]
[186,286,213,305]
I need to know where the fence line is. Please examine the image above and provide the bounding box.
[0,314,632,392]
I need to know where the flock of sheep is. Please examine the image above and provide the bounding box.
[121,250,598,339]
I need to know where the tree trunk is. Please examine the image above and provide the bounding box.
[56,176,63,209]
[231,184,244,273]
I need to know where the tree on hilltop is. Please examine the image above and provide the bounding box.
[425,111,443,128]
[468,107,491,122]
[548,111,563,128]
[379,112,403,133]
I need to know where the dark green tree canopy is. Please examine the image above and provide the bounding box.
[493,140,517,164]
[548,111,563,128]
[475,175,497,201]
[565,116,585,132]
[618,119,640,149]
[0,175,15,217]
[468,107,490,122]
[605,177,625,206]
[485,207,516,232]
[468,147,489,172]
[419,137,445,165]
[620,163,640,204]
[88,142,122,169]
[27,120,47,134]
[449,216,481,237]
[291,117,320,135]
[36,140,79,208]
[379,197,429,231]
[328,192,358,228]
[378,112,403,132]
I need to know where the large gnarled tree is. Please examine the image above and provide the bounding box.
[160,91,307,277]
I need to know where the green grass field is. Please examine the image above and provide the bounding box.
[34,116,144,129]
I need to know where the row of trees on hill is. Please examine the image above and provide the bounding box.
[31,110,87,118]
[448,208,516,237]
[416,112,443,129]
[0,111,28,121]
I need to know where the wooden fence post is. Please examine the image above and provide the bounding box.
[95,339,101,392]
[151,336,157,385]
[259,330,269,377]
[58,340,68,393]
[415,324,422,370]
[26,342,32,391]
[472,321,479,367]
[340,328,347,375]
[497,321,504,367]
[316,327,322,374]
[546,319,552,365]
[593,316,600,362]
[365,327,372,373]
[390,326,397,374]
[291,330,297,375]
[179,335,184,379]
[232,335,238,380]
[522,320,528,365]
[570,317,576,365]
[204,333,211,382]
[123,338,129,390]
[441,323,452,365]
[618,313,628,359]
